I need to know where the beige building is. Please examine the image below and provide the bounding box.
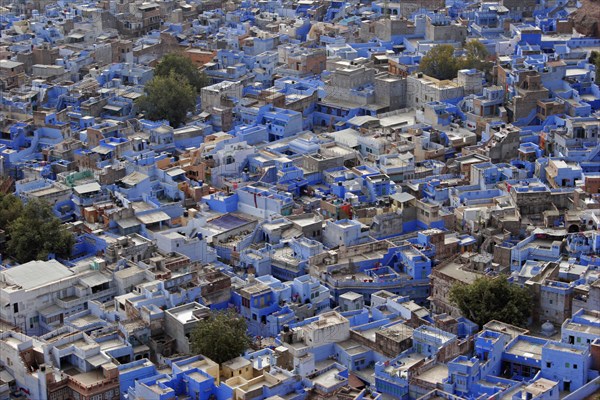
[406,74,464,108]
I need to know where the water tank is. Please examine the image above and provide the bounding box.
[541,320,555,336]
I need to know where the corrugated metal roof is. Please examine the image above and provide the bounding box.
[1,260,74,290]
[88,354,110,367]
[80,273,111,288]
[117,218,140,229]
[390,192,415,203]
[92,145,113,155]
[137,210,170,225]
[120,171,149,186]
[103,104,123,112]
[74,182,101,195]
[166,168,186,177]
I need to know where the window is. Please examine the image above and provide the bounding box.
[573,364,578,369]
[565,362,570,368]
[546,362,551,368]
[13,303,18,313]
[46,314,62,324]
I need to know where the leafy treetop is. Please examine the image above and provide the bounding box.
[190,308,252,364]
[449,275,533,328]
[419,41,491,80]
[154,53,210,93]
[3,196,74,263]
[136,72,196,128]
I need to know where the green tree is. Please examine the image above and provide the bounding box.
[136,73,196,127]
[6,198,74,263]
[419,44,460,80]
[154,53,210,93]
[449,276,532,328]
[190,309,252,364]
[462,40,490,71]
[0,193,23,230]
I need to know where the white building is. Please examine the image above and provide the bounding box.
[302,311,350,346]
[0,259,114,335]
[154,228,216,264]
[280,311,350,376]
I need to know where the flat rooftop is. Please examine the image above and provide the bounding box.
[415,363,448,385]
[166,303,209,324]
[386,353,425,375]
[209,213,254,230]
[312,366,344,389]
[564,320,600,336]
[544,342,587,355]
[68,369,107,386]
[68,314,103,329]
[436,261,483,284]
[1,259,74,290]
[506,338,543,360]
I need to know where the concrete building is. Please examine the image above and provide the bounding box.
[201,80,243,112]
[164,302,210,354]
[0,260,114,335]
[406,74,464,108]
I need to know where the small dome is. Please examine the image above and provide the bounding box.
[541,320,554,334]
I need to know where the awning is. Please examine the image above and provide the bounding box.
[92,146,112,155]
[117,218,140,230]
[137,210,170,225]
[103,104,123,112]
[80,273,111,288]
[0,369,15,384]
[166,168,186,177]
[87,354,110,367]
[133,344,150,354]
[40,304,64,317]
[390,192,415,203]
[74,182,101,195]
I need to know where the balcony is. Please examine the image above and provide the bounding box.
[55,288,116,309]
